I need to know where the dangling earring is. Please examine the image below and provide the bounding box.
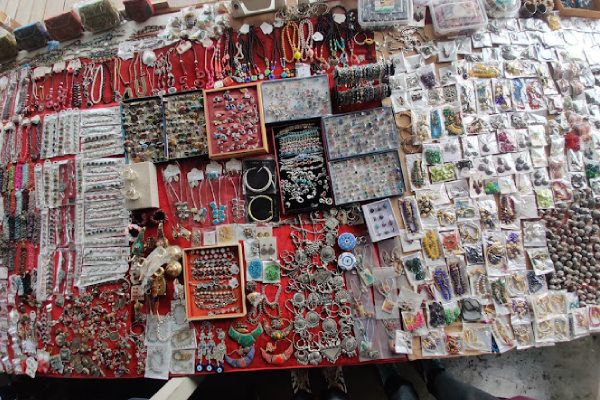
[268,244,276,256]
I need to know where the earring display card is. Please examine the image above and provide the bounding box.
[163,90,208,160]
[260,75,332,124]
[122,97,166,163]
[362,199,401,242]
[329,151,405,205]
[203,83,268,160]
[183,244,246,321]
[323,107,399,160]
[272,119,334,215]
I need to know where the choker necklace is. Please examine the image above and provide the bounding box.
[225,345,255,368]
[260,340,293,365]
[228,323,263,348]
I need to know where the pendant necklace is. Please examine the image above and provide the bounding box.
[207,169,226,225]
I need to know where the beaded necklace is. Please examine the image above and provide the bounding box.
[282,21,301,63]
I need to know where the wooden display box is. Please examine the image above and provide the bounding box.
[556,0,600,18]
[203,82,269,160]
[183,244,247,321]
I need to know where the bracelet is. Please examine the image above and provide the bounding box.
[247,195,274,223]
[243,167,273,193]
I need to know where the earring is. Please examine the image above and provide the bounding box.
[261,246,268,256]
[268,244,276,256]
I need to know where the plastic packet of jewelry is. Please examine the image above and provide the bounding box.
[532,318,556,345]
[440,105,464,137]
[439,67,458,87]
[373,268,399,319]
[475,197,498,231]
[401,252,428,289]
[398,196,425,239]
[545,94,564,116]
[453,197,478,221]
[504,60,536,79]
[416,64,437,90]
[571,307,590,338]
[377,319,405,359]
[442,299,461,324]
[393,330,413,354]
[504,230,525,269]
[462,323,492,352]
[524,79,547,111]
[430,265,453,302]
[490,277,511,315]
[444,332,465,355]
[401,309,426,335]
[406,88,426,106]
[441,138,462,163]
[527,247,555,276]
[552,315,571,342]
[169,349,195,375]
[346,273,375,319]
[378,237,402,270]
[420,329,447,357]
[426,87,445,107]
[499,176,517,194]
[354,318,383,361]
[145,313,172,345]
[409,109,430,144]
[406,154,429,191]
[389,73,408,92]
[493,154,516,176]
[429,163,456,183]
[510,321,534,350]
[472,80,493,115]
[415,193,437,229]
[510,296,532,324]
[390,90,409,112]
[483,232,508,276]
[476,134,498,157]
[470,31,491,48]
[436,41,457,63]
[457,82,476,116]
[422,143,443,167]
[438,230,461,258]
[527,125,547,147]
[426,301,446,328]
[590,177,600,197]
[398,229,422,253]
[445,179,469,199]
[145,343,171,380]
[550,179,573,203]
[587,305,600,332]
[495,129,517,154]
[483,178,500,196]
[455,160,475,180]
[528,147,547,169]
[423,229,446,267]
[461,138,480,163]
[535,187,554,209]
[467,176,484,198]
[567,149,583,172]
[492,316,516,353]
[171,327,196,350]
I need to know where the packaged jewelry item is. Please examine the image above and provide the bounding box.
[182,244,246,320]
[261,75,331,123]
[323,107,398,160]
[358,0,412,26]
[203,83,268,159]
[329,151,405,205]
[163,90,208,160]
[272,120,333,214]
[75,0,122,33]
[362,198,400,242]
[243,159,279,223]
